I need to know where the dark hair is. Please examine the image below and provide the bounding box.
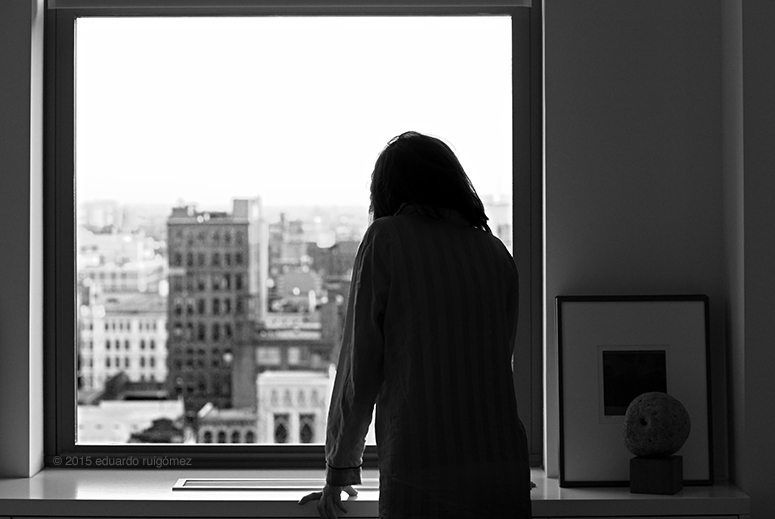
[369,131,491,232]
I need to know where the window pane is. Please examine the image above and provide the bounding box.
[75,16,512,445]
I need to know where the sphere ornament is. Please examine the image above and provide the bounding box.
[623,392,691,457]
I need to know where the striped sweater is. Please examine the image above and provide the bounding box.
[326,204,532,518]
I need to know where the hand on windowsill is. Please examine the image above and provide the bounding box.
[298,484,358,519]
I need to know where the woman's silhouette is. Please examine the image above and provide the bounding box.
[300,131,532,518]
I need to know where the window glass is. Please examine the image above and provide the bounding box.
[74,16,512,445]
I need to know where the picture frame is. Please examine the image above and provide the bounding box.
[556,295,712,487]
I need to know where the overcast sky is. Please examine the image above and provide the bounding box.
[76,16,512,211]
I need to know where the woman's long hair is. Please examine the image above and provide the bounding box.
[369,131,491,233]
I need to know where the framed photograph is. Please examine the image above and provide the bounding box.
[556,295,712,487]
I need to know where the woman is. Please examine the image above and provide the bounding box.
[300,132,532,518]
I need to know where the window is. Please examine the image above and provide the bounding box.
[274,414,290,444]
[48,4,540,469]
[300,414,316,443]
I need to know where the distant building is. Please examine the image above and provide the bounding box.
[89,372,169,403]
[80,258,167,294]
[256,370,331,444]
[256,368,376,445]
[166,199,269,414]
[268,214,312,275]
[77,399,185,444]
[79,291,168,392]
[196,404,257,444]
[78,227,167,293]
[129,418,186,443]
[308,240,360,278]
[483,195,513,254]
[79,199,123,230]
[230,299,344,411]
[78,227,162,266]
[272,269,323,312]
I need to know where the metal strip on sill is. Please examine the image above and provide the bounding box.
[173,478,380,491]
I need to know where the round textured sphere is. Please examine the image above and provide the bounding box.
[623,392,691,457]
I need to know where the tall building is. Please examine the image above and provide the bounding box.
[166,199,269,414]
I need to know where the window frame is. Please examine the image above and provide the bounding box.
[44,1,543,469]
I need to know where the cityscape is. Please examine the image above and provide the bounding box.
[75,196,512,445]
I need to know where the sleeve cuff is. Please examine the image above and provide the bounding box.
[325,463,362,486]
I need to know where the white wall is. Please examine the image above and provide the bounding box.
[0,0,45,478]
[544,0,728,480]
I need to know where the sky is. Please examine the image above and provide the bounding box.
[76,16,512,210]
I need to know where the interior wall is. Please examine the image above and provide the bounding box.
[543,0,727,480]
[740,2,775,516]
[0,0,45,478]
[721,0,744,498]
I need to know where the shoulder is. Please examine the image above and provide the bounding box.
[360,216,403,245]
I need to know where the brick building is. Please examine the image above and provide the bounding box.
[166,199,269,414]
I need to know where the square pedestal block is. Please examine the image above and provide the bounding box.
[630,455,683,495]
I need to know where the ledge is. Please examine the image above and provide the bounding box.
[0,468,750,518]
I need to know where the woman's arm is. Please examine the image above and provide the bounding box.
[325,227,389,485]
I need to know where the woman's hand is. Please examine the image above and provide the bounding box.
[298,484,358,518]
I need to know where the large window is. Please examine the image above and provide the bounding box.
[46,2,540,468]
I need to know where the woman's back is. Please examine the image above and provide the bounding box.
[363,206,530,518]
[315,132,531,519]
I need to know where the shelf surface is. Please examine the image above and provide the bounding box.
[0,468,750,517]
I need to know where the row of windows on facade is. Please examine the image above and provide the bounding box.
[173,357,232,370]
[83,270,143,280]
[85,320,159,332]
[177,379,229,396]
[201,429,257,444]
[171,321,234,341]
[171,251,245,268]
[200,415,318,444]
[172,297,242,317]
[81,373,158,387]
[83,355,159,369]
[172,228,246,247]
[83,339,158,350]
[274,413,316,444]
[267,389,323,408]
[171,273,245,293]
[175,346,232,358]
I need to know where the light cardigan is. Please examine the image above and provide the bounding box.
[325,204,531,518]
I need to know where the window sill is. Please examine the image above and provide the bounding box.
[0,468,750,518]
